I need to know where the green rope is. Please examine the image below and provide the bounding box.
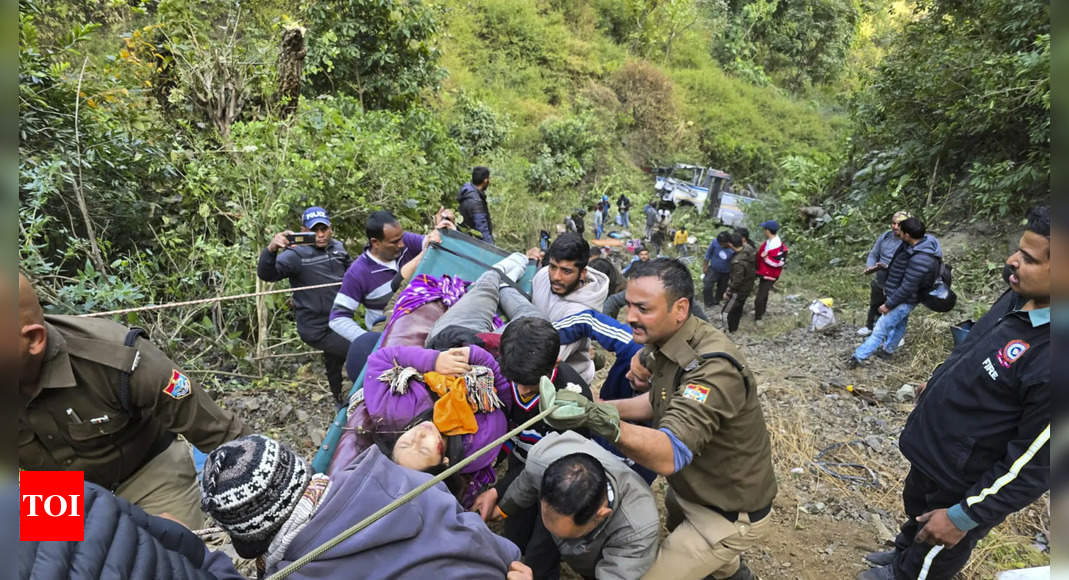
[265,405,557,579]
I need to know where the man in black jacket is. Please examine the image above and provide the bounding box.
[616,193,632,228]
[849,217,941,367]
[859,207,1050,580]
[457,166,495,244]
[257,206,352,406]
[19,481,243,579]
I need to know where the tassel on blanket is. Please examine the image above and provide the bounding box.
[464,366,503,413]
[378,362,422,395]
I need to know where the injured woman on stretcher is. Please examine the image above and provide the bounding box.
[329,260,538,508]
[363,343,511,508]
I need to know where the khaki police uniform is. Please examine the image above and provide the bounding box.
[640,316,777,580]
[18,316,251,528]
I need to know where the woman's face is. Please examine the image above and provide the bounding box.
[393,421,445,471]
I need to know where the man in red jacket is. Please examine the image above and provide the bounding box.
[754,220,787,322]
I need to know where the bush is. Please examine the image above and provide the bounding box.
[848,0,1049,221]
[303,0,444,110]
[526,113,604,194]
[448,93,514,157]
[609,60,680,163]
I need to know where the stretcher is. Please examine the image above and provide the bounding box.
[311,228,535,473]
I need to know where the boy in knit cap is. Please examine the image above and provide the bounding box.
[201,434,526,579]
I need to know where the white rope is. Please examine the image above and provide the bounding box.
[76,281,342,318]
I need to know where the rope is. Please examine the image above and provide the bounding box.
[193,526,225,538]
[75,281,342,318]
[809,440,880,487]
[266,404,558,580]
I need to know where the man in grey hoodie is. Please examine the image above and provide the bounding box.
[532,233,611,383]
[850,217,942,367]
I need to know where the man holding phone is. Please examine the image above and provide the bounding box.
[258,206,352,407]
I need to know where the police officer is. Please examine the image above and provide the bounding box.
[258,206,352,407]
[543,258,776,580]
[17,273,251,529]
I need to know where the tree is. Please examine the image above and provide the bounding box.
[302,0,444,111]
[848,0,1049,219]
[712,0,859,89]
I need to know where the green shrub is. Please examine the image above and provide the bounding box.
[448,93,514,156]
[303,0,444,110]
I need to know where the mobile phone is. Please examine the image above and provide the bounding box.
[286,232,317,245]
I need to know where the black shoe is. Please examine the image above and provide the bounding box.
[847,356,862,369]
[875,350,893,360]
[706,561,756,580]
[333,395,347,412]
[856,565,894,580]
[864,550,895,567]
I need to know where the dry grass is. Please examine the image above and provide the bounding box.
[762,379,905,518]
[754,265,1049,577]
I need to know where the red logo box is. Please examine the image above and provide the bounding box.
[20,471,84,541]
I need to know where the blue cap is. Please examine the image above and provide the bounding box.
[759,220,780,233]
[302,206,330,229]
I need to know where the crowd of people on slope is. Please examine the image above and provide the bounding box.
[15,165,1050,580]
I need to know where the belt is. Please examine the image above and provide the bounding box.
[706,502,772,524]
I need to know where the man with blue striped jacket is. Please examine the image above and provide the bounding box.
[859,206,1050,580]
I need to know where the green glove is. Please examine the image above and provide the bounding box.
[539,376,621,442]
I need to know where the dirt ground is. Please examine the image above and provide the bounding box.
[212,252,1048,579]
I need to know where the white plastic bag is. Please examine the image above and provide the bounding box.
[808,299,836,332]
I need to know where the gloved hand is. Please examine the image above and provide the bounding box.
[539,376,621,442]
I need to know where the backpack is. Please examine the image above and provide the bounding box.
[920,258,956,312]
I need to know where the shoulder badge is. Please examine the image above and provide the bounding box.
[163,370,192,399]
[681,383,710,404]
[996,339,1029,368]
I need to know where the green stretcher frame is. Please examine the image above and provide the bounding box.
[311,229,535,474]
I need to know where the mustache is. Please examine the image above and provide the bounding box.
[1003,264,1015,283]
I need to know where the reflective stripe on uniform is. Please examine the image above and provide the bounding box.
[917,544,943,580]
[965,424,1050,508]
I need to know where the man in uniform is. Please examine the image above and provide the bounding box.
[543,258,776,580]
[258,206,352,407]
[17,273,251,529]
[723,233,756,333]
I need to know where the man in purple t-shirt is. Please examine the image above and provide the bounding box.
[329,210,429,342]
[330,209,457,342]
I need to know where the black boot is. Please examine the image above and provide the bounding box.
[707,561,756,580]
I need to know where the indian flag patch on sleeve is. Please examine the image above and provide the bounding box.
[681,383,710,403]
[163,370,191,399]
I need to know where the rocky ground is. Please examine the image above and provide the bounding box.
[205,239,1048,579]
